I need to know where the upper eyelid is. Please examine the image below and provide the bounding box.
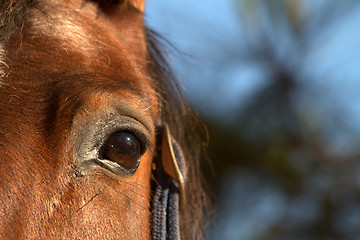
[112,103,154,136]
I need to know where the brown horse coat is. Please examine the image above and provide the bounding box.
[0,0,206,239]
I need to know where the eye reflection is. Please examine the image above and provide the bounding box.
[101,131,142,170]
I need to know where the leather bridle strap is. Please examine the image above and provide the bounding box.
[151,164,180,239]
[151,124,186,240]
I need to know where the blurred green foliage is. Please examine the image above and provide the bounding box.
[203,1,360,239]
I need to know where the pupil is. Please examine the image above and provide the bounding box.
[113,136,136,154]
[102,131,141,169]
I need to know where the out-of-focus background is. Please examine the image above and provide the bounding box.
[146,1,360,239]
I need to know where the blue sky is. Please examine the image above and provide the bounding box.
[146,0,360,156]
[145,0,264,119]
[145,1,360,238]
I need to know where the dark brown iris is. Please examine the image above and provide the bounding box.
[102,132,141,169]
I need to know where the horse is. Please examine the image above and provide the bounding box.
[0,0,207,239]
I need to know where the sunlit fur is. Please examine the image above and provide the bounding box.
[0,0,207,239]
[0,44,6,79]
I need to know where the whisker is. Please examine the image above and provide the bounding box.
[76,191,101,213]
[114,189,151,213]
[118,179,155,194]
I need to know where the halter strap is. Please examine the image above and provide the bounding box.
[151,124,186,240]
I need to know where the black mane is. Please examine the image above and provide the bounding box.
[146,29,208,238]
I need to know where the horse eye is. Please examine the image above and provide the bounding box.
[101,132,142,170]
